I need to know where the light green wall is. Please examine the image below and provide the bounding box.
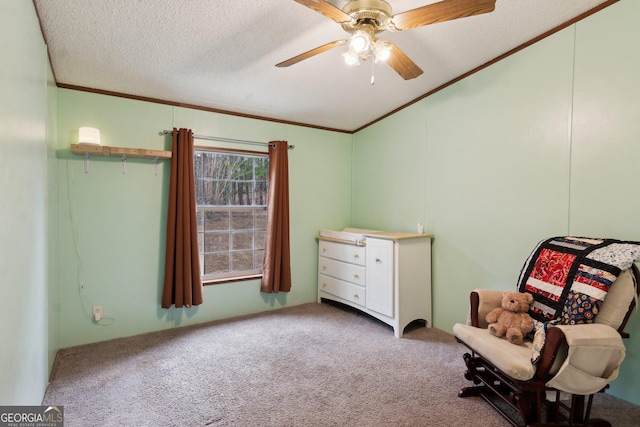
[0,0,57,405]
[352,0,640,406]
[46,60,59,377]
[423,28,575,329]
[352,101,428,231]
[569,1,640,402]
[56,90,353,348]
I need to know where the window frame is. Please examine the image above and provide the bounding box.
[193,145,269,285]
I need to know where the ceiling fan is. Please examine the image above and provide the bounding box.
[276,0,496,81]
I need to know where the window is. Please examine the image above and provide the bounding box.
[194,149,268,283]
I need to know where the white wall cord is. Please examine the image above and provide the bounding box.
[66,158,115,326]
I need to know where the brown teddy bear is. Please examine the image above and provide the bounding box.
[485,291,535,345]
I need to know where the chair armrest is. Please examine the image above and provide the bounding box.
[553,323,625,345]
[543,324,626,395]
[535,326,567,380]
[468,289,504,328]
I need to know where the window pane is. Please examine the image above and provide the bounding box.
[255,157,268,180]
[204,232,229,253]
[231,211,253,230]
[194,151,204,177]
[230,181,253,205]
[205,211,228,231]
[204,253,229,275]
[203,181,229,206]
[255,230,266,250]
[254,181,268,205]
[254,249,265,269]
[231,157,253,180]
[256,209,267,227]
[232,231,253,250]
[196,210,204,232]
[232,251,253,271]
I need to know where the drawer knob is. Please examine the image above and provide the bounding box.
[322,265,327,270]
[375,258,382,264]
[322,247,327,253]
[322,282,327,288]
[353,294,359,299]
[354,254,359,259]
[354,274,359,279]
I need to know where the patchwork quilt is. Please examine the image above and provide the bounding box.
[517,236,640,330]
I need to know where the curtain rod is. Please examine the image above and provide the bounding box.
[161,130,294,150]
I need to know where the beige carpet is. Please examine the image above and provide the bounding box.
[43,302,640,426]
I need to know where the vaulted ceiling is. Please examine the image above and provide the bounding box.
[34,0,614,132]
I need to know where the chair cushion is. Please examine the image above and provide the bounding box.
[595,268,637,330]
[453,323,537,381]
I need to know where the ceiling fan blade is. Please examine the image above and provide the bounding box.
[385,43,424,80]
[276,40,348,67]
[294,0,354,24]
[390,0,496,31]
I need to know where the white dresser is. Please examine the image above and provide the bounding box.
[317,230,432,338]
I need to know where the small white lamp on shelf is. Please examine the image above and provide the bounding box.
[78,127,100,145]
[78,127,100,173]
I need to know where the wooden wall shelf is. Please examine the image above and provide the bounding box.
[71,143,172,159]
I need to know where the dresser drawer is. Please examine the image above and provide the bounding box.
[319,256,365,286]
[319,273,365,307]
[318,240,365,266]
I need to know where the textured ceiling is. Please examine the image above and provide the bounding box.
[34,0,613,132]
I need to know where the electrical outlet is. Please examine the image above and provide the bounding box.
[92,305,103,322]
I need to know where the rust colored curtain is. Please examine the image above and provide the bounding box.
[162,128,203,308]
[261,141,292,293]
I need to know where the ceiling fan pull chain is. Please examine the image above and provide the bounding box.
[370,59,375,85]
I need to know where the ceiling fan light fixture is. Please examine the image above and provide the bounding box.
[349,30,371,53]
[343,49,360,66]
[373,39,391,62]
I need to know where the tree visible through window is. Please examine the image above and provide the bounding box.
[194,149,268,282]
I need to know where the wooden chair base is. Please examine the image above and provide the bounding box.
[458,351,610,427]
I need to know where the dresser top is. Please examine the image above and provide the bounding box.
[364,231,433,241]
[318,229,432,245]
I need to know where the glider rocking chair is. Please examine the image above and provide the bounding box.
[453,236,640,427]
